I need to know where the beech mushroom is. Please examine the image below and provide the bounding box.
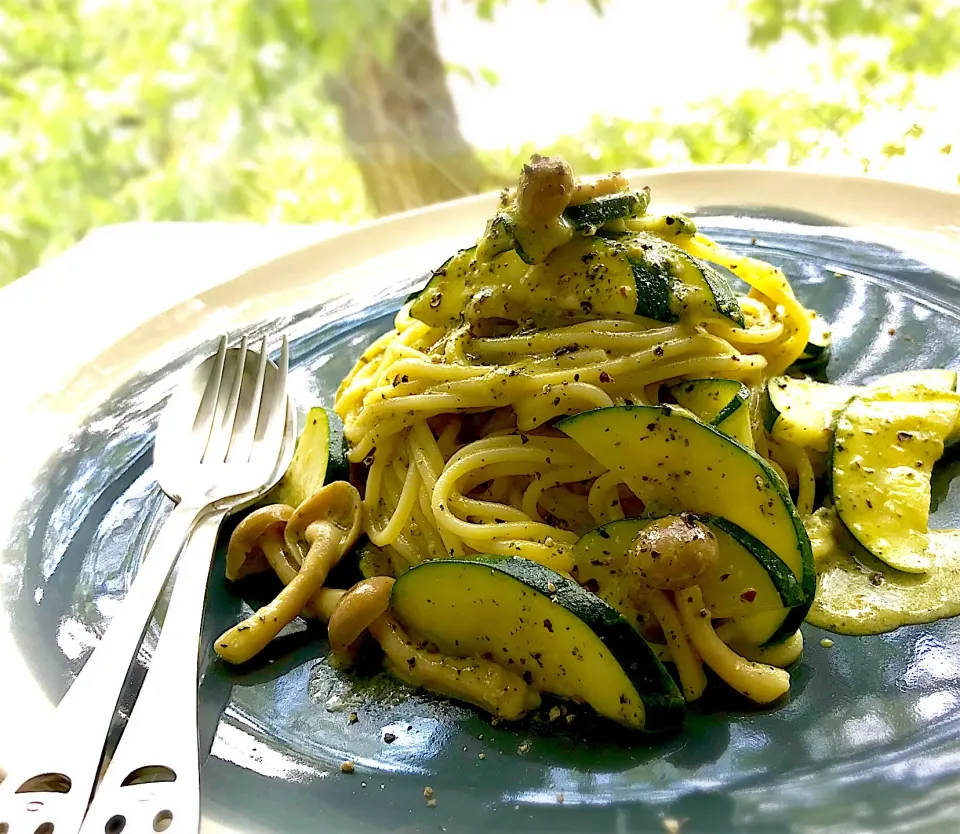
[224,504,293,581]
[626,513,719,592]
[327,576,395,659]
[215,482,363,664]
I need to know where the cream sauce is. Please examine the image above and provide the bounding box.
[805,506,960,635]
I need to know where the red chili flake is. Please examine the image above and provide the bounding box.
[599,371,612,383]
[740,589,758,603]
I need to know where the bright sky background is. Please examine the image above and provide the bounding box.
[435,0,805,149]
[433,0,960,188]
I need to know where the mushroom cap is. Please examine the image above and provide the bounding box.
[327,576,396,657]
[284,480,364,565]
[225,504,294,580]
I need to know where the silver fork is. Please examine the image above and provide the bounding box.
[0,334,291,834]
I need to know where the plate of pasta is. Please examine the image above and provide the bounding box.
[5,159,960,834]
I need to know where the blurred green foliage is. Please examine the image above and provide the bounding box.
[0,0,958,287]
[483,89,856,181]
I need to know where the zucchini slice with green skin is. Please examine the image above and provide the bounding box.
[765,369,959,454]
[670,379,754,448]
[408,246,528,327]
[408,246,477,325]
[563,191,649,235]
[411,233,742,328]
[575,515,803,625]
[390,555,684,731]
[625,234,744,326]
[764,377,857,452]
[477,208,574,265]
[479,213,535,264]
[267,407,348,507]
[627,253,677,323]
[558,405,815,644]
[831,386,960,573]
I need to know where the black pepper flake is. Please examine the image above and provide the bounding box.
[654,344,664,357]
[599,371,611,383]
[869,572,885,586]
[543,619,554,632]
[383,733,396,744]
[407,657,417,670]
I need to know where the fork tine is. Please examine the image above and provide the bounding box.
[259,335,288,442]
[250,336,289,472]
[227,336,270,463]
[204,335,248,463]
[193,335,227,441]
[191,335,228,456]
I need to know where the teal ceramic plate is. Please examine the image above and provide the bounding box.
[6,189,960,833]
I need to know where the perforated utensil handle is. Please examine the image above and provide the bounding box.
[0,501,201,834]
[77,509,226,834]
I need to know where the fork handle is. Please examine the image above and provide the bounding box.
[0,500,201,834]
[78,508,227,834]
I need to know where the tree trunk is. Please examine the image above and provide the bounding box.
[327,5,488,216]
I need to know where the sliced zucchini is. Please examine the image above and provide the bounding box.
[390,555,684,731]
[617,213,699,238]
[869,368,957,393]
[558,405,815,644]
[408,246,526,327]
[623,234,743,326]
[478,207,573,265]
[412,232,743,329]
[267,407,348,507]
[765,369,959,454]
[575,515,803,625]
[670,379,753,448]
[831,386,960,573]
[808,524,960,635]
[626,250,676,323]
[765,377,856,453]
[562,191,649,235]
[409,246,476,325]
[478,212,537,264]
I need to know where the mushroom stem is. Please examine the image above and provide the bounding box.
[215,482,363,664]
[259,532,342,620]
